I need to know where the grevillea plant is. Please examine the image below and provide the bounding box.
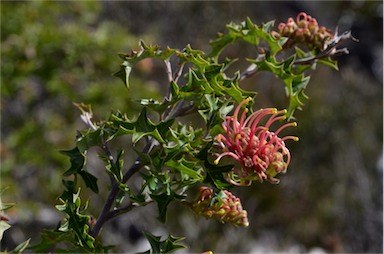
[29,13,357,253]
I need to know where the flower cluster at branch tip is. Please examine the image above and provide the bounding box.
[272,12,334,50]
[190,187,249,227]
[214,98,298,186]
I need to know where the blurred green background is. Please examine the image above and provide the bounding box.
[1,1,382,253]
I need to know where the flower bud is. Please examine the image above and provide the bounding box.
[294,28,306,42]
[297,20,308,29]
[303,28,311,39]
[287,17,296,27]
[190,187,249,227]
[274,12,334,50]
[296,12,308,24]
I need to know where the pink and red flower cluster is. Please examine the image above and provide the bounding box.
[214,98,298,186]
[190,187,249,227]
[273,12,334,50]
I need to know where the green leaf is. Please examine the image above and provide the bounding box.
[318,57,339,70]
[161,235,187,253]
[170,81,180,99]
[203,161,233,190]
[204,64,224,79]
[123,62,132,89]
[150,192,174,223]
[142,231,162,254]
[133,147,152,166]
[145,147,165,171]
[105,149,124,182]
[224,81,256,104]
[181,69,214,95]
[62,180,76,194]
[60,190,95,251]
[142,232,187,254]
[148,176,159,192]
[76,128,103,154]
[111,107,174,144]
[115,186,127,207]
[249,54,312,118]
[196,140,214,161]
[127,186,147,205]
[196,141,233,189]
[9,238,31,254]
[28,228,87,253]
[295,46,313,59]
[165,158,203,181]
[208,17,283,60]
[28,230,68,252]
[78,170,99,194]
[133,129,164,144]
[60,147,98,193]
[0,200,15,212]
[114,40,177,89]
[0,220,11,241]
[138,99,170,114]
[113,61,132,89]
[61,147,86,176]
[177,44,209,68]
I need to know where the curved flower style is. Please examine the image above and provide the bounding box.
[190,187,249,227]
[214,98,298,186]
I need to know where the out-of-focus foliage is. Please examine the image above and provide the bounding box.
[1,1,162,250]
[1,1,382,253]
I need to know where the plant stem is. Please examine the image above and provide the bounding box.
[89,158,145,238]
[174,61,185,83]
[239,63,258,81]
[101,142,117,185]
[294,30,358,65]
[89,182,119,238]
[89,142,151,238]
[89,80,196,238]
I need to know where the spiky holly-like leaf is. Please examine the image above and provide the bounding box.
[141,231,187,254]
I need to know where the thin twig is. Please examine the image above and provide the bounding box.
[239,48,266,81]
[89,182,119,237]
[89,161,144,238]
[122,140,154,182]
[89,141,152,238]
[162,59,175,120]
[168,100,195,119]
[294,30,359,65]
[239,63,258,81]
[109,201,153,219]
[239,30,358,80]
[163,99,195,121]
[174,61,185,83]
[164,59,173,83]
[164,59,174,103]
[100,140,117,185]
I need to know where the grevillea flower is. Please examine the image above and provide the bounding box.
[190,187,249,227]
[272,12,334,50]
[214,98,298,186]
